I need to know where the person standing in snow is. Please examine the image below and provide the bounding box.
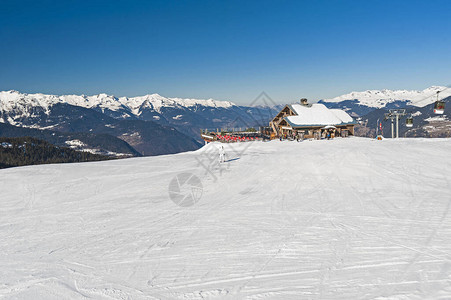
[219,145,226,163]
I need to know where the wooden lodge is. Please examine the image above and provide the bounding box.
[270,99,356,139]
[199,99,356,143]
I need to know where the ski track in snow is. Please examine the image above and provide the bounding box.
[1,138,451,299]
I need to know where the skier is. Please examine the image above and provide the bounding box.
[219,145,226,163]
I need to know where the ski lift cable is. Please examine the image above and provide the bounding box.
[414,84,451,106]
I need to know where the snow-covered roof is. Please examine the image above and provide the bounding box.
[285,103,355,127]
[329,108,354,123]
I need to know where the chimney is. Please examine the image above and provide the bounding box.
[300,98,308,106]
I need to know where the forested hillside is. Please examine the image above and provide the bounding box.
[0,137,112,169]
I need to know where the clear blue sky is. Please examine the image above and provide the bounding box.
[1,0,450,104]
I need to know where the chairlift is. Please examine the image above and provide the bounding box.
[405,117,413,128]
[434,91,445,114]
[434,100,445,115]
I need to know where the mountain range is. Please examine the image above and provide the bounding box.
[0,86,450,156]
[319,86,451,117]
[354,99,451,138]
[317,86,451,138]
[0,90,278,156]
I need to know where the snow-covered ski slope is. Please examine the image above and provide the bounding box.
[1,138,451,299]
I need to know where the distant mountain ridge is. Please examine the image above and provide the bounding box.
[3,87,448,152]
[319,86,451,117]
[0,90,235,123]
[316,86,451,138]
[0,90,278,145]
[0,90,278,156]
[321,86,450,108]
[353,95,451,138]
[0,91,212,156]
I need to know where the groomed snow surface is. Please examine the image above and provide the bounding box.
[1,138,451,299]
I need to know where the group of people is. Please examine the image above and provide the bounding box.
[314,130,335,140]
[322,130,335,140]
[279,129,341,141]
[279,131,305,142]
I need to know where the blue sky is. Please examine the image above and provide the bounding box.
[1,0,450,104]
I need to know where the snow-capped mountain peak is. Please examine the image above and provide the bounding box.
[0,90,237,117]
[321,86,451,108]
